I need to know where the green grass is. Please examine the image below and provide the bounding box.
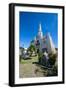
[20,56,38,64]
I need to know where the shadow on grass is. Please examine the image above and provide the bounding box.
[33,62,48,69]
[22,57,32,60]
[33,61,54,70]
[32,62,39,64]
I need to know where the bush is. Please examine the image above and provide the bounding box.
[52,65,58,76]
[38,52,43,63]
[38,52,47,66]
[48,53,57,66]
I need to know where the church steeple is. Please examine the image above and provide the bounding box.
[38,23,43,38]
[39,23,42,32]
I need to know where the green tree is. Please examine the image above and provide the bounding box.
[28,44,37,56]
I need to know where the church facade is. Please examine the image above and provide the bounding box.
[31,23,56,54]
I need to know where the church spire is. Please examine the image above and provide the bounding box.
[39,23,42,32]
[38,23,43,38]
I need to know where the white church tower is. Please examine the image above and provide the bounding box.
[37,23,43,52]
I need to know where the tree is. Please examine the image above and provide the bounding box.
[28,44,37,56]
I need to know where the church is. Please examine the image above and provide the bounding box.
[31,23,56,54]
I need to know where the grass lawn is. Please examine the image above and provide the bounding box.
[20,55,38,64]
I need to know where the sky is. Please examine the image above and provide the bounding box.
[19,12,58,48]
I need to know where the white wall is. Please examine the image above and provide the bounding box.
[0,0,66,90]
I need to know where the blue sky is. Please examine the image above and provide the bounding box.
[19,12,58,48]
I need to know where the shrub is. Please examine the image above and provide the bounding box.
[52,65,58,76]
[38,52,47,66]
[48,53,57,66]
[38,52,43,63]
